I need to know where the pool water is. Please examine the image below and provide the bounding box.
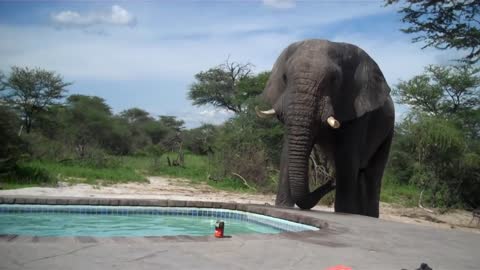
[0,213,282,236]
[0,205,317,237]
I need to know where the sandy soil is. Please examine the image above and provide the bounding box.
[1,176,479,233]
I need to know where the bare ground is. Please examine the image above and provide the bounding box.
[1,176,479,234]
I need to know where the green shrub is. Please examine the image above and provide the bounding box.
[0,162,57,189]
[23,132,73,160]
[380,171,420,207]
[17,159,146,184]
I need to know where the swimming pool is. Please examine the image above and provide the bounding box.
[0,205,318,237]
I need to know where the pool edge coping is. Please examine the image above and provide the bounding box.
[0,195,330,242]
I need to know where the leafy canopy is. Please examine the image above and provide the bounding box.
[387,0,480,63]
[188,59,267,114]
[0,66,71,133]
[120,108,154,124]
[394,65,480,116]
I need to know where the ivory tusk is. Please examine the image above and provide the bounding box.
[255,106,276,118]
[327,116,340,129]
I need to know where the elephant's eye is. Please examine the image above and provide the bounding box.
[282,74,287,83]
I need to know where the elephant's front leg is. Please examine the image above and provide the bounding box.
[275,136,295,207]
[334,150,361,214]
[333,117,368,215]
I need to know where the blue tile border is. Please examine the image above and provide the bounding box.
[0,204,318,233]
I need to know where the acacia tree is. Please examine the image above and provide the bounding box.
[158,115,185,132]
[387,0,480,63]
[119,108,154,124]
[188,59,255,114]
[118,108,155,152]
[395,65,480,115]
[395,64,480,140]
[0,67,71,133]
[182,124,218,155]
[64,95,115,158]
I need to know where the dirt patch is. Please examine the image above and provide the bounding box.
[0,176,278,205]
[379,202,479,233]
[1,176,478,233]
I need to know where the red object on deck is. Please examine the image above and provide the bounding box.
[326,265,352,270]
[214,220,224,238]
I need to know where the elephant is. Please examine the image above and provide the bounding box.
[256,39,394,217]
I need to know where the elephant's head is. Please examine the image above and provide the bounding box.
[257,39,390,209]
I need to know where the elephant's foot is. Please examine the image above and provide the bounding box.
[275,194,295,208]
[275,202,295,208]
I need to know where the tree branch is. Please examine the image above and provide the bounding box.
[232,172,257,191]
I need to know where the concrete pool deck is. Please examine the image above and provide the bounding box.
[0,196,479,270]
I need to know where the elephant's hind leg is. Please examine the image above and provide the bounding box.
[362,130,394,217]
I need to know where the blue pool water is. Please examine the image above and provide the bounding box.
[0,205,318,237]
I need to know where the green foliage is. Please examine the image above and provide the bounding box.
[118,108,181,154]
[402,116,467,207]
[21,159,146,184]
[120,108,153,123]
[395,65,480,117]
[22,132,70,160]
[64,95,116,157]
[0,105,23,175]
[148,153,209,182]
[188,59,264,113]
[182,124,218,155]
[390,64,480,208]
[104,117,133,155]
[380,171,421,207]
[0,65,187,186]
[209,93,283,191]
[394,73,444,115]
[33,104,66,139]
[188,60,281,191]
[145,144,166,169]
[158,115,185,131]
[0,66,70,133]
[0,63,279,194]
[147,153,252,192]
[213,122,269,187]
[142,121,168,145]
[0,162,57,189]
[235,71,270,106]
[386,0,480,63]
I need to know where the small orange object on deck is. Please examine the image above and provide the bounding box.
[214,220,224,238]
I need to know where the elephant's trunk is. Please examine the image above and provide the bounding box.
[286,79,318,208]
[287,124,313,204]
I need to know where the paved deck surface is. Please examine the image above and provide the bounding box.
[1,197,479,270]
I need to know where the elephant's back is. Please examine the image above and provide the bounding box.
[292,39,375,65]
[289,39,342,59]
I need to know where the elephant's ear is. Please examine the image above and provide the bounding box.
[333,51,391,122]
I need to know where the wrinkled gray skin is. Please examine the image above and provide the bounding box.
[261,40,394,217]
